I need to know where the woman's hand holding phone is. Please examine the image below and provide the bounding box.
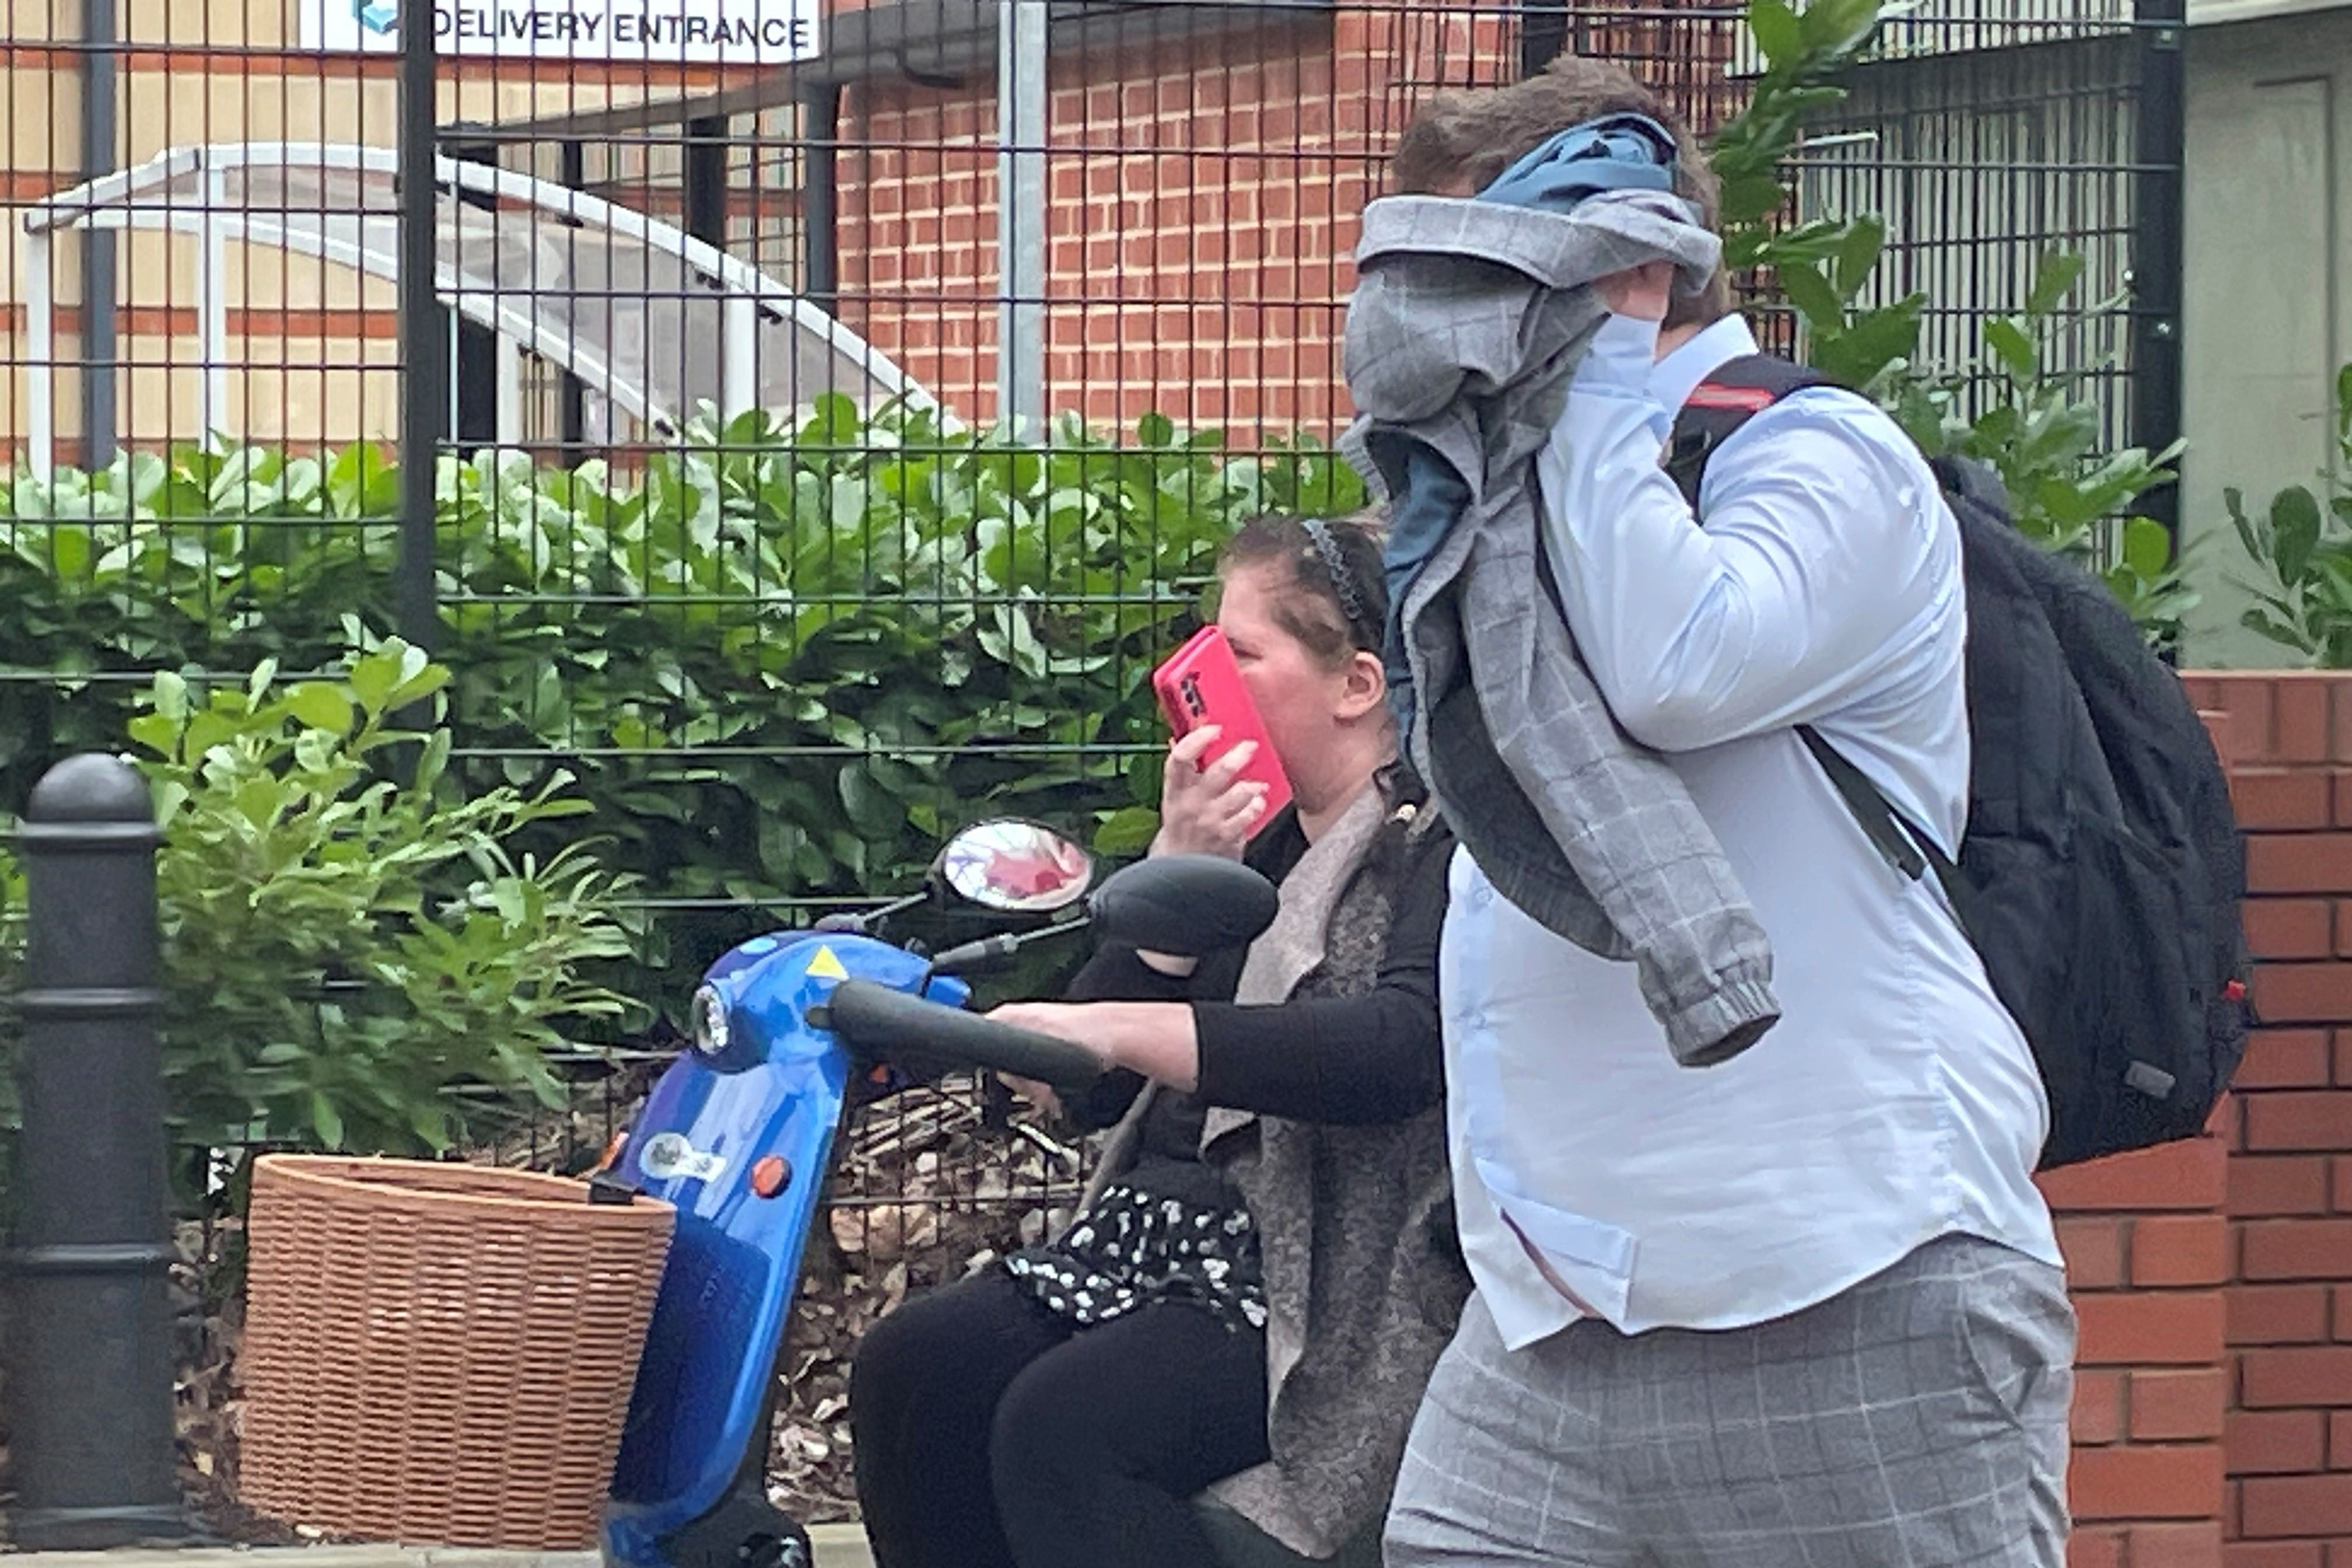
[1149,626,1292,846]
[1150,724,1271,860]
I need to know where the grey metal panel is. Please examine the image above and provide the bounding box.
[1796,34,2143,447]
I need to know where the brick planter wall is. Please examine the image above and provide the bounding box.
[2043,1138,2235,1565]
[2185,674,2352,1567]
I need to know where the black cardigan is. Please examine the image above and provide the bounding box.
[1059,800,1451,1180]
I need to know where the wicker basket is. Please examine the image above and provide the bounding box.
[239,1154,676,1549]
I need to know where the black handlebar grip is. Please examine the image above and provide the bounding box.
[825,979,1106,1096]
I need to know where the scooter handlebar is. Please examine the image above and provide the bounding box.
[825,979,1106,1097]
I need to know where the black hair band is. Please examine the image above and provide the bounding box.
[1299,516,1374,645]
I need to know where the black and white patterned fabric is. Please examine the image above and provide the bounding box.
[1003,1181,1267,1334]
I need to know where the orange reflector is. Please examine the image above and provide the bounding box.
[598,1132,627,1172]
[751,1156,791,1199]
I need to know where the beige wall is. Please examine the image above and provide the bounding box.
[18,328,401,451]
[2188,0,2350,20]
[4,0,728,461]
[2179,6,2352,665]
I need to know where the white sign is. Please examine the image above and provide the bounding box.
[300,0,823,64]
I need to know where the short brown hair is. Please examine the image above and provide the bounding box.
[1389,55,1733,331]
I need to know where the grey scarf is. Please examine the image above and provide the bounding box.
[1199,780,1390,1398]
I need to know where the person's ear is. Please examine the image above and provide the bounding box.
[1334,648,1387,720]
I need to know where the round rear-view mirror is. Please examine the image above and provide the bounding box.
[933,820,1096,914]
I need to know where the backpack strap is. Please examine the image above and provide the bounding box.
[1796,727,1929,881]
[1664,353,1839,509]
[1797,726,1976,936]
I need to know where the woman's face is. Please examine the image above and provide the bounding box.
[1215,562,1354,770]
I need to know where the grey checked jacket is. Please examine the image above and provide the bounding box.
[1343,191,1782,1067]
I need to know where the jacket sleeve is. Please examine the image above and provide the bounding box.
[1062,944,1205,1004]
[1536,314,1958,754]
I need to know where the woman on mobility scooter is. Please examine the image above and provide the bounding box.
[850,513,1467,1568]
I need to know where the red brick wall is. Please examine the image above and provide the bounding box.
[1869,676,2352,1568]
[833,8,1514,435]
[2038,677,2352,1566]
[2186,674,2352,1567]
[826,5,1758,440]
[2044,1137,2235,1566]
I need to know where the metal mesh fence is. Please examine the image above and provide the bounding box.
[5,3,2176,918]
[1804,12,2152,447]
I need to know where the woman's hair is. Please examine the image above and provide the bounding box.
[1217,510,1388,670]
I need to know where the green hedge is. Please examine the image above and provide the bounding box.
[1,401,1365,1026]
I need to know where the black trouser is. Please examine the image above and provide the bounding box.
[849,1267,1270,1568]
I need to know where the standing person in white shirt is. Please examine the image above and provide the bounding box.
[1378,57,2075,1568]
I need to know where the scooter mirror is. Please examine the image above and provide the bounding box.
[1087,854,1280,958]
[933,820,1097,914]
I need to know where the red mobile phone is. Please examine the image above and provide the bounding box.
[1150,625,1294,834]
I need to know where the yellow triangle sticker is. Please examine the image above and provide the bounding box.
[806,946,849,981]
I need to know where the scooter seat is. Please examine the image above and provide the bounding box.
[1189,1495,1385,1568]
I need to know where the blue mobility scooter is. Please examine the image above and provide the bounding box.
[593,820,1376,1568]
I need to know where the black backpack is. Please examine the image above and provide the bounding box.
[1666,354,2251,1171]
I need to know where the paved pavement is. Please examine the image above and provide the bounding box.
[2,1527,875,1568]
[809,1525,873,1567]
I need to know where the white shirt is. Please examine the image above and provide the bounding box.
[1440,312,2060,1346]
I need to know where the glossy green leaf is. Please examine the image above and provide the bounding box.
[1747,0,1803,66]
[1777,260,1845,330]
[1984,318,2038,384]
[2273,485,2325,587]
[1832,215,1885,299]
[2120,517,2173,582]
[47,524,92,580]
[2025,251,2087,319]
[285,682,354,736]
[310,1093,345,1149]
[1798,0,1880,55]
[1812,298,1924,388]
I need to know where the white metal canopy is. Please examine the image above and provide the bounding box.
[18,140,933,477]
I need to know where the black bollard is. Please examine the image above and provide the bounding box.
[6,754,183,1546]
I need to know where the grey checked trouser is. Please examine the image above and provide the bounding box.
[1384,1234,2075,1568]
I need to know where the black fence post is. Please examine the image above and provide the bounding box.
[79,0,118,470]
[396,2,446,652]
[685,114,730,251]
[802,88,842,319]
[1520,2,1570,79]
[558,139,589,464]
[446,123,505,453]
[5,754,181,1548]
[2132,0,2186,546]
